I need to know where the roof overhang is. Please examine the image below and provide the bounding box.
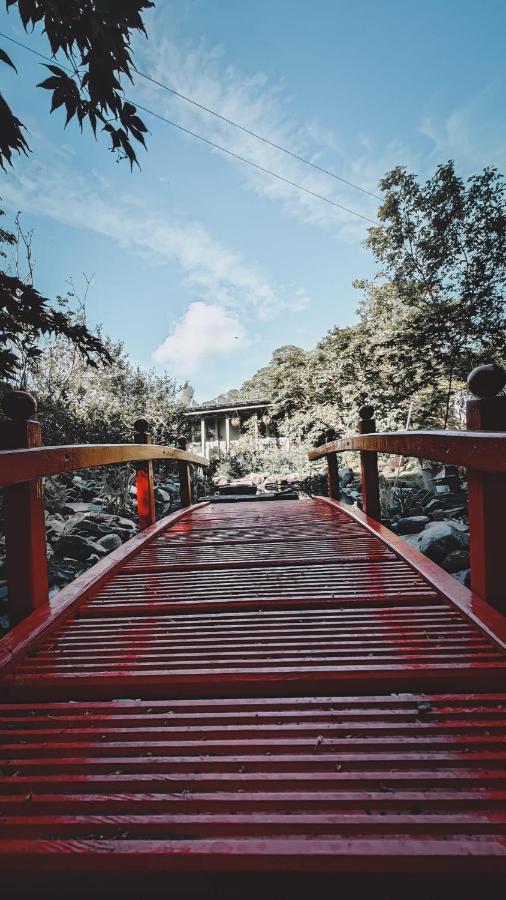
[184,400,270,417]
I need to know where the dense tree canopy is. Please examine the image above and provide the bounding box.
[0,0,154,170]
[217,162,505,443]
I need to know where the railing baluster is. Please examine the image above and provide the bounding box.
[357,403,381,521]
[177,436,192,508]
[466,363,506,613]
[133,418,156,529]
[323,427,340,500]
[0,392,49,626]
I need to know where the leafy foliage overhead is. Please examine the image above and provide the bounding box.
[1,0,154,169]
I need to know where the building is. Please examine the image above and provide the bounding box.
[184,399,282,460]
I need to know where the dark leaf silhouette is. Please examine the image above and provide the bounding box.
[2,1,154,170]
[0,47,17,71]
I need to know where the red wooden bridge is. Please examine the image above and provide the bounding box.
[1,366,506,898]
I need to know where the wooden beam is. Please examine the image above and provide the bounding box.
[308,430,506,473]
[0,443,208,488]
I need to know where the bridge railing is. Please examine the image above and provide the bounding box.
[0,391,208,627]
[308,363,506,616]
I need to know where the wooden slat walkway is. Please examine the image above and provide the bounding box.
[1,497,506,894]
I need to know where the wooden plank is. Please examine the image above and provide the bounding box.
[316,498,506,652]
[0,503,209,677]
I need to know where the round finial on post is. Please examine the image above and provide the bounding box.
[176,435,187,450]
[467,363,506,399]
[1,390,37,421]
[359,403,375,421]
[133,417,150,435]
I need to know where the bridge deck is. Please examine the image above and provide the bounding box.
[1,497,506,894]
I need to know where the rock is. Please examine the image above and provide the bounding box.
[339,467,354,486]
[97,534,123,552]
[425,519,469,548]
[52,534,107,562]
[396,515,430,534]
[114,517,136,532]
[452,569,471,587]
[64,501,103,514]
[441,549,470,573]
[416,523,461,564]
[154,488,171,504]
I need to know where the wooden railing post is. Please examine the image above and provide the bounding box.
[324,427,339,500]
[133,418,156,529]
[466,363,506,613]
[358,403,381,521]
[0,391,49,626]
[177,436,192,508]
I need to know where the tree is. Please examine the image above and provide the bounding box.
[0,0,154,170]
[366,162,506,425]
[0,207,111,383]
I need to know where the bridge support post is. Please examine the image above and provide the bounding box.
[358,404,381,521]
[0,391,49,626]
[466,364,506,613]
[323,427,340,499]
[177,437,192,508]
[133,419,156,529]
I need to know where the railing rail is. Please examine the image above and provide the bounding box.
[0,442,209,487]
[308,429,506,473]
[308,363,506,617]
[0,391,208,627]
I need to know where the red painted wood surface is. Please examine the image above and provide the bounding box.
[134,430,156,530]
[0,442,208,488]
[357,415,381,521]
[1,497,506,890]
[326,451,339,499]
[466,395,506,614]
[0,419,49,625]
[308,428,506,472]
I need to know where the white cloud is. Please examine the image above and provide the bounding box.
[133,19,381,232]
[153,301,246,374]
[1,158,310,322]
[419,88,506,173]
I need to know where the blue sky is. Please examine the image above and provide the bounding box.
[1,0,505,400]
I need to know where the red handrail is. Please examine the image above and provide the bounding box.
[0,392,208,627]
[307,363,506,617]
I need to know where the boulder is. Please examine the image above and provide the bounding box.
[52,534,107,562]
[97,534,123,552]
[339,467,354,486]
[416,523,461,564]
[441,549,470,573]
[396,515,430,535]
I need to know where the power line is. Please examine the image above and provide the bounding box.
[132,100,379,224]
[135,67,382,202]
[0,31,379,226]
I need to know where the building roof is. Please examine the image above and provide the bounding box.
[184,399,270,416]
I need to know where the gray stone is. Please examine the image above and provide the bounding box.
[416,523,461,564]
[97,533,123,552]
[53,534,107,562]
[441,549,470,573]
[114,517,136,532]
[339,467,354,486]
[396,515,430,535]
